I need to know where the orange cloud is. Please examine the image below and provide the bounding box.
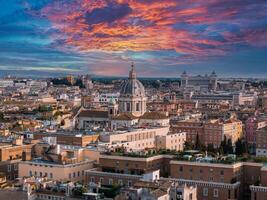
[40,0,267,58]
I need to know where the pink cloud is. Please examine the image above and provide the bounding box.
[39,0,267,58]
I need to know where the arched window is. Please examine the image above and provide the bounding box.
[126,103,131,111]
[136,102,140,111]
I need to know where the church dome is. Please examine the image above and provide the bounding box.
[120,64,145,97]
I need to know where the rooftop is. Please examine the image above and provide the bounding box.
[111,113,139,121]
[78,110,108,118]
[33,130,99,137]
[100,126,168,135]
[140,111,169,120]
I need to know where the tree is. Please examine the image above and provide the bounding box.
[227,139,233,154]
[195,133,201,150]
[235,139,249,156]
[207,144,216,153]
[220,136,234,155]
[235,139,243,155]
[242,141,249,154]
[184,141,194,151]
[72,186,87,197]
[220,136,227,154]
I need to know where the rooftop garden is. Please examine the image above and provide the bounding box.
[104,148,180,158]
[103,136,267,164]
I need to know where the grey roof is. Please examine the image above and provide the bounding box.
[120,78,145,97]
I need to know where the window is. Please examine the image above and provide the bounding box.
[7,165,11,172]
[213,189,219,198]
[40,172,42,177]
[73,172,76,178]
[50,173,53,179]
[189,193,193,200]
[235,189,238,198]
[136,102,140,111]
[77,171,80,177]
[100,178,104,184]
[203,188,208,197]
[179,166,183,172]
[128,180,132,187]
[90,177,95,183]
[118,179,123,185]
[14,164,18,171]
[109,178,113,185]
[220,170,224,175]
[29,171,32,176]
[126,103,131,111]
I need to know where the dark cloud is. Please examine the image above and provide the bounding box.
[85,2,132,25]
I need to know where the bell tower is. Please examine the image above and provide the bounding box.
[108,97,118,117]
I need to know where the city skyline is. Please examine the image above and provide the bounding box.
[0,0,267,77]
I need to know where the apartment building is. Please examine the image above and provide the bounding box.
[171,118,243,148]
[19,159,94,183]
[19,142,96,182]
[155,132,186,151]
[85,154,173,187]
[0,137,33,180]
[256,127,267,157]
[203,119,243,148]
[83,150,267,200]
[33,132,99,147]
[171,119,203,145]
[170,160,240,200]
[100,127,169,150]
[116,180,197,200]
[169,159,267,200]
[250,166,267,200]
[246,116,267,148]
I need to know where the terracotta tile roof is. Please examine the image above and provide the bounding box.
[140,112,169,120]
[151,188,168,198]
[112,113,139,121]
[78,110,108,118]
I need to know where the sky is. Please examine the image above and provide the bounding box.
[0,0,267,78]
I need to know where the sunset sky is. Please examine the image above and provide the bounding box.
[0,0,267,77]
